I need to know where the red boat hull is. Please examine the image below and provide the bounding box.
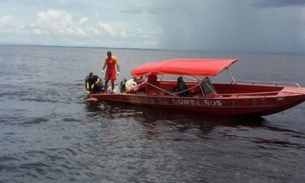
[90,91,305,117]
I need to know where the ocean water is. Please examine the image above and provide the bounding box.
[0,45,305,183]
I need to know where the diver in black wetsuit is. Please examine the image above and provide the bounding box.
[85,72,103,93]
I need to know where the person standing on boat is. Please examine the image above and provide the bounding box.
[85,72,103,93]
[101,51,120,93]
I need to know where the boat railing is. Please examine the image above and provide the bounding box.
[137,81,298,98]
[220,90,287,97]
[231,80,301,88]
[146,82,177,96]
[146,80,202,97]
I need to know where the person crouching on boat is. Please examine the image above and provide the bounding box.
[125,78,138,92]
[85,72,103,93]
[123,77,146,93]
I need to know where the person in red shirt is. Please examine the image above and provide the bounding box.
[101,51,120,93]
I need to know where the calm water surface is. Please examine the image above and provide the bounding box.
[0,45,305,183]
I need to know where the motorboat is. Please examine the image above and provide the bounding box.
[88,58,305,117]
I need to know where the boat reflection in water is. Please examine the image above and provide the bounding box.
[84,100,265,134]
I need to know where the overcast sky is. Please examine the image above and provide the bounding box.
[1,0,305,54]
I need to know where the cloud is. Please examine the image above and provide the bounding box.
[147,0,305,53]
[121,5,147,14]
[252,0,305,8]
[87,27,99,35]
[35,10,86,36]
[2,1,305,53]
[78,17,88,24]
[98,22,116,36]
[0,15,21,35]
[0,6,159,48]
[1,15,13,24]
[37,10,72,25]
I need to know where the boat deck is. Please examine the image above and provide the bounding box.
[154,81,288,98]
